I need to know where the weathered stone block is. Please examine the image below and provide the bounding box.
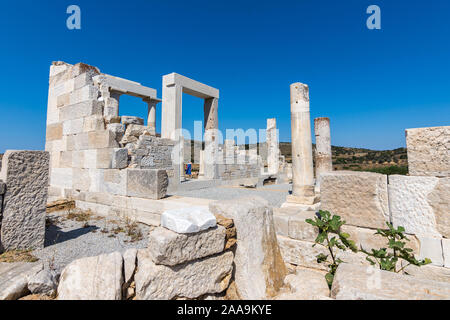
[46,123,63,141]
[276,267,330,300]
[443,239,450,269]
[135,250,233,300]
[331,263,450,300]
[320,171,389,229]
[0,262,43,300]
[100,169,127,196]
[389,175,449,237]
[56,92,70,108]
[148,226,226,266]
[108,123,125,142]
[277,235,328,271]
[50,168,73,189]
[88,131,119,150]
[59,100,102,122]
[402,262,450,283]
[63,118,84,135]
[57,252,123,300]
[418,236,444,267]
[209,197,287,300]
[69,85,98,104]
[83,115,104,132]
[126,169,168,200]
[406,126,450,177]
[121,116,144,125]
[111,148,128,169]
[0,151,49,251]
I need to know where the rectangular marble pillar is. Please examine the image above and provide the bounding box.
[203,98,219,180]
[314,117,333,190]
[287,83,318,205]
[162,82,183,183]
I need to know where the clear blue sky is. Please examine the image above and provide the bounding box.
[0,0,449,152]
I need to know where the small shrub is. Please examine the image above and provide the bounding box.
[306,211,358,288]
[360,222,431,272]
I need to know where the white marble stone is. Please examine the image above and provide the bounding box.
[161,206,217,234]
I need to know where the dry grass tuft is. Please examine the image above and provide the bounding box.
[65,208,93,222]
[46,199,76,213]
[0,250,39,263]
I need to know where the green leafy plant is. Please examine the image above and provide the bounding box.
[306,210,358,288]
[360,222,431,272]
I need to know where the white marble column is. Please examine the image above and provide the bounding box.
[267,118,280,174]
[104,90,121,117]
[287,83,317,205]
[144,98,158,136]
[314,117,332,190]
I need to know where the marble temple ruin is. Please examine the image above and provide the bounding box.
[0,61,449,301]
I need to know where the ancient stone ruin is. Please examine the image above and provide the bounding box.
[0,63,449,301]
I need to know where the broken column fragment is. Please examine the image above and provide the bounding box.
[314,117,332,190]
[266,118,280,175]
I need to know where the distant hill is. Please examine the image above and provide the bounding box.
[279,142,408,175]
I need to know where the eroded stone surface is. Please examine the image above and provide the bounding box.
[429,178,450,238]
[389,175,449,238]
[402,263,450,284]
[276,267,330,300]
[161,206,217,234]
[0,262,43,300]
[57,252,123,300]
[277,236,328,271]
[148,226,226,266]
[28,269,58,297]
[331,263,450,300]
[135,249,233,300]
[320,171,389,229]
[126,169,168,200]
[0,151,49,251]
[123,248,137,284]
[209,197,287,300]
[406,126,450,177]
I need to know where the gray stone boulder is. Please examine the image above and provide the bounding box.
[209,196,287,300]
[28,269,58,297]
[121,116,144,126]
[135,249,233,300]
[0,150,49,251]
[148,226,226,266]
[57,252,123,300]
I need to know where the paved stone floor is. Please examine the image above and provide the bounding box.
[175,183,292,208]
